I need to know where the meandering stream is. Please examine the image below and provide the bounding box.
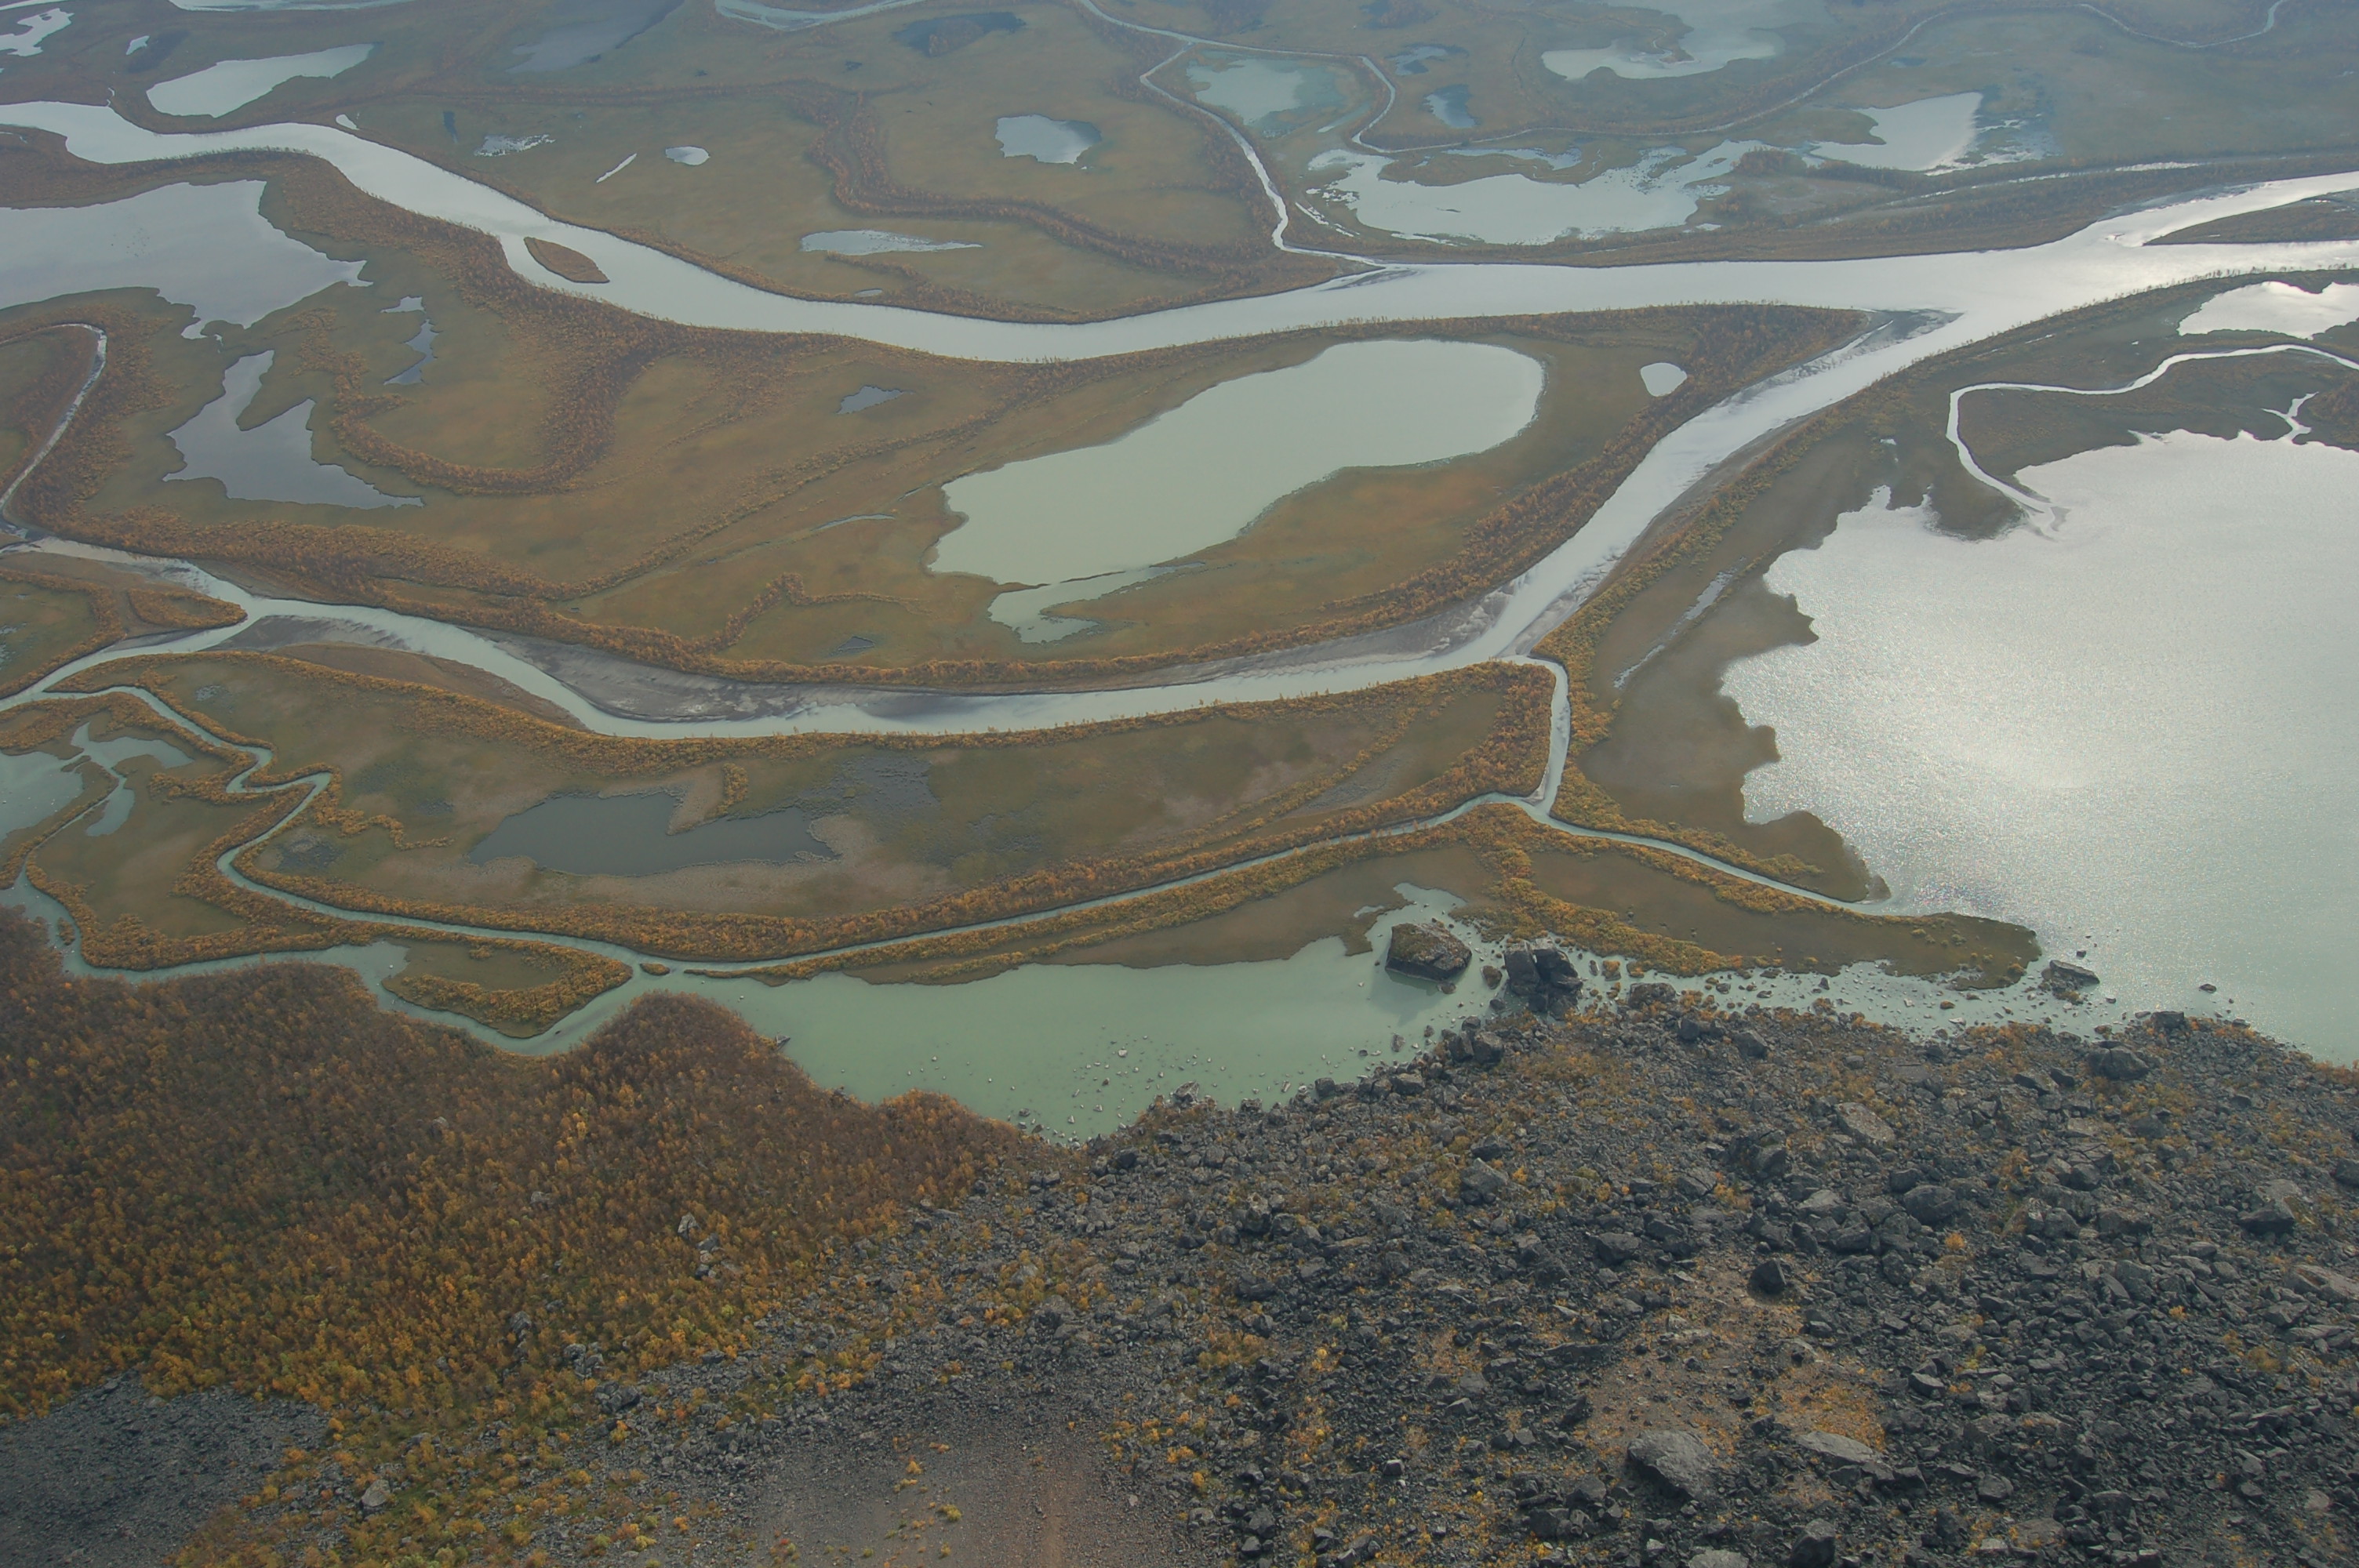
[2,91,2356,1083]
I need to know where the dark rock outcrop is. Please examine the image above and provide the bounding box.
[1384,921,1471,982]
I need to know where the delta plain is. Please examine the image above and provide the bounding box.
[1,1,2357,1566]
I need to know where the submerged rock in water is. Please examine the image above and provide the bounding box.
[2040,959,2100,995]
[1385,921,1470,981]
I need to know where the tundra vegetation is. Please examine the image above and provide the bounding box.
[0,1,2354,1563]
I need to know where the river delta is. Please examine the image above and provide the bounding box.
[3,5,2358,1568]
[1,0,2355,1116]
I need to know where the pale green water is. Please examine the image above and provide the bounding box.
[671,885,1503,1139]
[936,339,1543,588]
[147,45,376,118]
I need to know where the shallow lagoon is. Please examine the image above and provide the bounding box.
[1308,141,1757,245]
[1543,0,1802,82]
[799,228,977,255]
[1812,93,1983,172]
[933,339,1543,587]
[0,182,365,332]
[147,45,376,118]
[677,886,1504,1138]
[994,114,1097,165]
[2179,279,2359,339]
[1187,55,1340,135]
[0,749,84,843]
[1725,430,2359,1057]
[0,723,191,841]
[167,352,420,510]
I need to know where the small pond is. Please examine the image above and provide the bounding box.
[1424,85,1477,130]
[2179,279,2359,339]
[0,7,71,59]
[383,297,437,385]
[510,0,679,73]
[1186,55,1341,135]
[1387,44,1463,75]
[1543,0,1801,82]
[1812,93,1983,172]
[892,11,1021,52]
[147,44,375,118]
[168,351,421,510]
[932,338,1543,588]
[1639,361,1688,396]
[838,384,904,413]
[1309,140,1757,245]
[994,114,1098,165]
[800,228,978,255]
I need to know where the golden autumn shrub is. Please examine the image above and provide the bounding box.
[0,909,1026,1422]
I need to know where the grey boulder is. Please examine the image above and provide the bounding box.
[1627,1428,1717,1496]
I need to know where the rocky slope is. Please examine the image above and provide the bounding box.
[567,992,2359,1568]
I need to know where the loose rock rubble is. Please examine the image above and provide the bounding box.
[583,996,2359,1567]
[0,1375,328,1568]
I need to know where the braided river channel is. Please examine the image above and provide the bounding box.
[4,95,2357,1129]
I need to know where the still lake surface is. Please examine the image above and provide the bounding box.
[1725,429,2359,1056]
[146,44,376,118]
[1542,0,1803,82]
[167,351,421,509]
[934,339,1544,588]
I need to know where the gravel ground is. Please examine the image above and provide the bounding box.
[0,1376,327,1568]
[628,992,2359,1568]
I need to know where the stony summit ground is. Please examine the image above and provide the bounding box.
[611,993,2359,1568]
[7,987,2357,1568]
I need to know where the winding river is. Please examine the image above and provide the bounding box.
[2,89,2357,1083]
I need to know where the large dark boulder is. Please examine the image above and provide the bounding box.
[1501,942,1583,1014]
[1386,921,1471,981]
[1899,1184,1961,1226]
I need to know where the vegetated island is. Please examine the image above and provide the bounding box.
[1,910,2353,1567]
